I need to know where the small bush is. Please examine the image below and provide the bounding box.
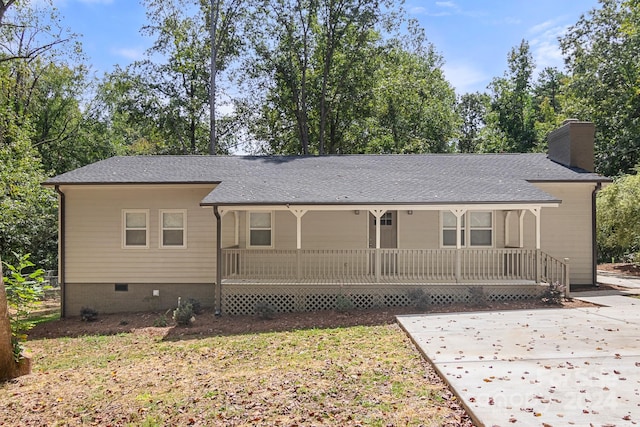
[255,302,276,320]
[80,307,98,322]
[335,294,354,312]
[185,298,203,315]
[541,282,564,305]
[2,253,49,360]
[153,315,168,327]
[406,289,430,310]
[173,299,194,326]
[468,286,488,306]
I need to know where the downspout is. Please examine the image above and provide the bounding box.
[592,182,602,287]
[54,186,66,318]
[213,206,222,316]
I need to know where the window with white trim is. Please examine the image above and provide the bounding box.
[123,210,149,248]
[441,211,493,247]
[469,211,492,246]
[248,212,273,247]
[442,211,465,247]
[160,210,187,248]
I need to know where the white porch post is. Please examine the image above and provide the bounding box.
[529,207,541,283]
[370,209,386,282]
[290,209,307,279]
[518,210,526,248]
[233,211,239,247]
[452,209,466,282]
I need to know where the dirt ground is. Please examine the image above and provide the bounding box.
[21,271,631,427]
[31,262,638,339]
[29,297,594,341]
[598,262,640,276]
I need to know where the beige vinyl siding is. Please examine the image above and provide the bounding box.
[398,211,440,248]
[63,185,217,283]
[301,211,367,249]
[534,182,596,285]
[234,210,368,249]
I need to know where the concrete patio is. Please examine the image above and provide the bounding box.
[397,294,640,426]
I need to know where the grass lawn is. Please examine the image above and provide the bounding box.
[0,322,463,426]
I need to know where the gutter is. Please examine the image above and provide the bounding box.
[592,182,602,287]
[213,206,222,316]
[54,186,66,318]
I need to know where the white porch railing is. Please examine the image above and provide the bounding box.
[221,248,566,284]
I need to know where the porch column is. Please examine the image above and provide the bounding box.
[370,209,386,282]
[518,210,526,248]
[451,209,466,282]
[529,207,541,283]
[290,209,307,279]
[233,211,239,247]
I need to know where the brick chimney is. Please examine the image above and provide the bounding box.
[547,119,595,172]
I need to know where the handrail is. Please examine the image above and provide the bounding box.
[538,251,570,294]
[221,248,561,284]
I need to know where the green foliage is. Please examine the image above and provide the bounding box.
[455,92,490,153]
[335,294,354,312]
[597,171,640,261]
[173,298,195,326]
[2,253,48,361]
[541,282,565,305]
[185,298,203,315]
[406,288,430,310]
[485,40,537,153]
[560,0,640,176]
[255,301,276,320]
[80,307,98,322]
[245,2,457,155]
[0,116,58,270]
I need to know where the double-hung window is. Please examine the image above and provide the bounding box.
[160,210,187,248]
[442,211,465,247]
[248,212,273,247]
[468,211,492,246]
[123,210,149,248]
[442,211,493,247]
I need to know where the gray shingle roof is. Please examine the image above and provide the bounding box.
[44,154,609,205]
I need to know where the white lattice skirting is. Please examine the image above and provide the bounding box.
[222,284,546,315]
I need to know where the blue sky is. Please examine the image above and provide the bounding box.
[52,0,600,94]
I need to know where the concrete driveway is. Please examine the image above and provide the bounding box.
[397,295,640,426]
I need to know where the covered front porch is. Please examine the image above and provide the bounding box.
[211,203,569,314]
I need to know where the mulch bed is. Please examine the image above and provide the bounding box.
[598,262,640,277]
[29,298,593,341]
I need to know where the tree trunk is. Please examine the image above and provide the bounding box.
[0,257,29,381]
[209,0,218,155]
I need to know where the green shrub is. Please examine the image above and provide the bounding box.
[406,288,430,310]
[80,307,98,322]
[255,301,276,320]
[2,253,48,361]
[541,282,564,305]
[173,298,194,326]
[185,298,203,315]
[467,286,488,306]
[597,171,640,263]
[335,294,354,312]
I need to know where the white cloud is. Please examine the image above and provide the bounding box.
[443,62,490,94]
[409,6,427,14]
[111,47,145,61]
[528,19,570,72]
[435,1,457,8]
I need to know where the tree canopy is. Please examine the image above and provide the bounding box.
[1,0,640,267]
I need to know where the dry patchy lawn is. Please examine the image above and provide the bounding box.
[1,314,473,426]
